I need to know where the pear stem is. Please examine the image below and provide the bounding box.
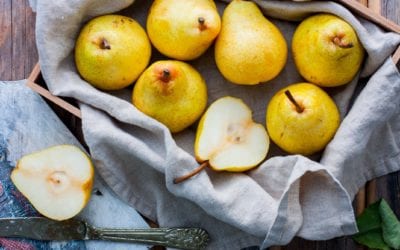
[285,90,304,113]
[161,69,171,83]
[100,38,111,50]
[173,161,209,184]
[332,36,353,48]
[198,17,206,31]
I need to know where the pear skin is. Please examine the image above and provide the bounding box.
[266,83,340,155]
[75,15,151,90]
[215,0,287,85]
[147,0,221,60]
[133,60,207,133]
[292,14,365,87]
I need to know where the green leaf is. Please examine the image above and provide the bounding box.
[379,199,400,249]
[356,200,382,234]
[353,200,390,250]
[353,228,391,250]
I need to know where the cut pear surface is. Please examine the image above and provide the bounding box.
[195,96,269,172]
[11,145,94,221]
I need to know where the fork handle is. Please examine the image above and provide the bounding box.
[88,227,209,250]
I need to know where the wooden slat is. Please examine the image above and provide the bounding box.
[382,0,400,25]
[337,0,400,33]
[26,78,83,119]
[27,62,40,83]
[356,187,366,215]
[11,0,26,80]
[0,0,12,80]
[368,0,381,15]
[25,4,38,78]
[27,64,83,119]
[393,46,400,64]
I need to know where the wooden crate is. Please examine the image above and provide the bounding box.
[25,0,400,246]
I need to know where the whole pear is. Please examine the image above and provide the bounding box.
[292,14,365,87]
[132,60,207,133]
[75,15,151,90]
[215,0,287,85]
[147,0,221,60]
[266,83,340,155]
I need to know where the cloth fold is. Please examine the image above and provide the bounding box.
[31,0,400,248]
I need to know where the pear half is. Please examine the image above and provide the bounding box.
[11,145,94,221]
[195,97,269,172]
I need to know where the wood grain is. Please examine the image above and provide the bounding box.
[2,1,400,250]
[0,0,37,81]
[0,0,12,80]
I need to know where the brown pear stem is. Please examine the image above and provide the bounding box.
[173,161,209,184]
[198,17,206,31]
[332,36,353,48]
[100,38,111,50]
[284,90,304,113]
[161,69,171,83]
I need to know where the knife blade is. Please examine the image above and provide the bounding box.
[0,217,209,250]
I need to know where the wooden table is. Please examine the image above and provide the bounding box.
[1,0,399,249]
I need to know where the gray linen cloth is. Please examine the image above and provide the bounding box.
[30,0,400,248]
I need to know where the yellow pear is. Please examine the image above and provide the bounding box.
[147,0,221,60]
[132,60,207,133]
[75,15,151,90]
[292,14,365,87]
[266,83,340,155]
[174,97,269,184]
[215,0,287,85]
[11,145,94,221]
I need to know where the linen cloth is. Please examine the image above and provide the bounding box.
[29,0,400,248]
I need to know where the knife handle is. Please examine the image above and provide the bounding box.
[88,226,209,250]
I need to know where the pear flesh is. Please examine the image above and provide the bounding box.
[195,97,269,172]
[292,14,365,87]
[215,0,287,85]
[133,60,208,133]
[11,145,94,221]
[147,0,221,60]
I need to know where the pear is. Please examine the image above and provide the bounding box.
[174,97,269,183]
[147,0,221,60]
[266,83,340,155]
[11,145,94,221]
[75,15,151,90]
[132,60,207,133]
[215,0,287,85]
[292,14,365,87]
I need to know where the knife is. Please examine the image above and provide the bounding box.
[0,217,209,250]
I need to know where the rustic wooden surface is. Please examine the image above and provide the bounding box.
[1,0,399,249]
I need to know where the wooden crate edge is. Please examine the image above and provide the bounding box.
[26,63,82,119]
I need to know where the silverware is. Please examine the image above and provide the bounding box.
[0,217,209,250]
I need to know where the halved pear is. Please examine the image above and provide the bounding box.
[195,96,269,172]
[11,145,94,221]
